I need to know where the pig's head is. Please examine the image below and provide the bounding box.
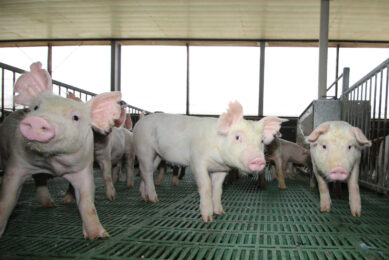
[15,62,122,155]
[306,121,371,182]
[218,101,287,173]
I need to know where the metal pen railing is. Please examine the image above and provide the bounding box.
[0,62,149,123]
[324,67,350,99]
[340,58,389,193]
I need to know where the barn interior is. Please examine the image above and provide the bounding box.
[0,0,389,259]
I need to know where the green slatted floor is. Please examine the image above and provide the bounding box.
[0,168,389,260]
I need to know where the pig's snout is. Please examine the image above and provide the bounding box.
[328,167,349,181]
[20,116,55,142]
[248,157,266,172]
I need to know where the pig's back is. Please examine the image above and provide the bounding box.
[134,113,216,166]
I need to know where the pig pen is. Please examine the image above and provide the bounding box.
[0,167,388,259]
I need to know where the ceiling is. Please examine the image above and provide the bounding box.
[0,0,389,46]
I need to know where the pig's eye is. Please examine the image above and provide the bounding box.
[33,105,39,111]
[322,145,327,149]
[72,115,79,121]
[235,135,241,141]
[348,145,352,150]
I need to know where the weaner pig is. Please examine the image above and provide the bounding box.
[133,101,286,222]
[258,137,311,189]
[306,121,371,216]
[0,62,122,239]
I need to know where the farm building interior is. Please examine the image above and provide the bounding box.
[0,0,389,259]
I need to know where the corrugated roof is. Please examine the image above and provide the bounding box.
[0,0,388,45]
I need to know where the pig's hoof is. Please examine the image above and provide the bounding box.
[278,185,287,190]
[350,205,361,217]
[320,204,331,213]
[202,215,214,223]
[214,209,225,215]
[42,200,57,208]
[126,182,134,189]
[172,179,178,186]
[61,195,74,204]
[84,229,110,240]
[149,197,159,203]
[106,190,116,201]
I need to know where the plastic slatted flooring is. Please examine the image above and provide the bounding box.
[0,169,389,260]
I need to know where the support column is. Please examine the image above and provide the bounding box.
[47,43,52,76]
[111,41,121,92]
[258,41,265,116]
[318,0,330,99]
[186,43,190,115]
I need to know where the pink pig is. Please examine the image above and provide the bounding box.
[133,101,286,222]
[306,121,371,216]
[0,62,122,239]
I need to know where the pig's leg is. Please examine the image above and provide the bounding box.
[125,148,135,189]
[192,165,213,222]
[112,163,122,184]
[98,158,116,201]
[138,153,159,203]
[33,174,56,208]
[61,183,75,204]
[348,165,361,217]
[274,157,287,189]
[271,164,277,180]
[178,167,186,180]
[257,171,266,189]
[64,169,109,239]
[287,162,296,178]
[155,160,167,186]
[309,173,316,190]
[0,169,28,238]
[172,166,179,186]
[211,172,227,215]
[313,165,331,212]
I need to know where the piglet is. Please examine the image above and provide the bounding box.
[0,62,122,239]
[133,101,286,222]
[306,121,371,216]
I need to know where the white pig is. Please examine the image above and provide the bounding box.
[0,62,122,239]
[306,121,371,216]
[133,101,286,222]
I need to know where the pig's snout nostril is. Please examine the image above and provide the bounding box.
[248,158,266,172]
[328,167,349,181]
[19,116,55,143]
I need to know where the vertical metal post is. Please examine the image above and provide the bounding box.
[258,41,265,116]
[186,43,190,115]
[111,40,121,92]
[318,0,329,99]
[1,68,4,121]
[342,67,350,98]
[47,43,53,76]
[335,45,339,98]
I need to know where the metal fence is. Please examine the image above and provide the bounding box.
[0,62,148,123]
[340,58,389,193]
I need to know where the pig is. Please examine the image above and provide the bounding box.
[155,160,186,186]
[306,121,371,216]
[133,101,286,222]
[64,93,136,200]
[257,137,311,189]
[0,62,122,239]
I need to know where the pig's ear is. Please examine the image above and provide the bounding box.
[88,92,122,132]
[14,62,53,106]
[218,101,244,134]
[306,123,330,143]
[67,92,83,102]
[259,116,288,144]
[125,114,133,130]
[350,127,372,147]
[113,106,127,127]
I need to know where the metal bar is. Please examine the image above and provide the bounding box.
[342,58,389,97]
[318,0,329,99]
[186,42,190,115]
[110,40,121,92]
[1,68,4,121]
[258,41,265,116]
[47,43,52,76]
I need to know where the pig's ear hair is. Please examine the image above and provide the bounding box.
[259,116,288,144]
[218,101,243,135]
[306,123,330,143]
[67,92,83,102]
[88,91,122,132]
[14,62,53,106]
[350,127,372,147]
[124,114,133,130]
